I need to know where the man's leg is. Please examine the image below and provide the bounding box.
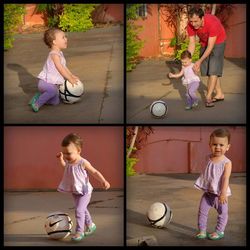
[213,77,224,100]
[206,75,218,101]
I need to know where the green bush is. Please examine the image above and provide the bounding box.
[170,37,201,62]
[126,4,144,72]
[126,22,144,71]
[59,4,98,32]
[4,4,25,50]
[126,157,138,176]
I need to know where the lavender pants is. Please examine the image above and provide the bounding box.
[72,193,93,233]
[35,79,60,108]
[186,81,199,106]
[198,192,228,232]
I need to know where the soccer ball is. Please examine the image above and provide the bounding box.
[150,100,168,118]
[44,212,73,239]
[147,202,173,228]
[59,80,84,104]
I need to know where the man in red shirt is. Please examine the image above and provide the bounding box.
[187,7,226,107]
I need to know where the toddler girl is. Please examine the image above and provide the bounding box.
[29,28,79,112]
[57,133,110,241]
[194,128,232,240]
[168,50,200,110]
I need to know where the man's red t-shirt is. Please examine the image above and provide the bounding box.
[187,14,226,47]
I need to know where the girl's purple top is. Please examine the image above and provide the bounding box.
[38,50,66,85]
[181,63,200,85]
[57,157,93,195]
[194,155,232,196]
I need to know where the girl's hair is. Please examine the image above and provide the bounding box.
[180,50,192,60]
[210,128,231,143]
[188,7,204,18]
[61,133,83,150]
[44,28,63,48]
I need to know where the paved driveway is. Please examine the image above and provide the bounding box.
[4,25,124,124]
[127,58,246,124]
[4,191,124,246]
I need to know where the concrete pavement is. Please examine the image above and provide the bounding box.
[4,190,124,246]
[127,173,246,246]
[4,25,124,124]
[127,58,246,124]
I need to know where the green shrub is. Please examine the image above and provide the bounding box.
[59,4,98,32]
[126,22,144,71]
[4,4,25,50]
[170,37,201,62]
[126,157,138,176]
[126,4,144,72]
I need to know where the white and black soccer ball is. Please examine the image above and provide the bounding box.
[59,80,84,104]
[147,202,173,228]
[150,100,168,118]
[45,212,73,239]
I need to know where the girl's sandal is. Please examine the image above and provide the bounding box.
[195,231,207,239]
[71,232,85,241]
[208,231,224,240]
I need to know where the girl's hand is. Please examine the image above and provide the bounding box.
[103,180,110,190]
[69,77,78,87]
[72,75,80,81]
[219,194,228,204]
[56,152,63,159]
[168,72,174,78]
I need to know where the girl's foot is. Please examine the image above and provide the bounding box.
[71,232,85,241]
[29,92,41,105]
[195,231,207,239]
[192,101,199,108]
[85,223,96,236]
[208,231,224,240]
[185,105,192,110]
[31,102,39,112]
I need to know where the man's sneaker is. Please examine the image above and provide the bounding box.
[31,102,39,112]
[29,92,41,105]
[85,223,96,236]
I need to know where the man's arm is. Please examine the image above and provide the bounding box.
[193,36,217,73]
[199,36,217,63]
[188,36,196,56]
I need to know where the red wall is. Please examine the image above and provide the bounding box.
[24,4,44,26]
[100,4,124,23]
[4,126,124,190]
[134,126,246,174]
[135,4,160,57]
[224,4,246,58]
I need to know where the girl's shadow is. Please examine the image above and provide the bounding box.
[165,60,207,104]
[7,63,38,99]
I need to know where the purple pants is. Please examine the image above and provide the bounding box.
[186,81,199,106]
[72,193,93,233]
[198,192,228,232]
[35,79,60,108]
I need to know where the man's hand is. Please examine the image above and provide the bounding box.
[193,60,201,74]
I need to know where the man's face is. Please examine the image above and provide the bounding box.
[189,14,203,29]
